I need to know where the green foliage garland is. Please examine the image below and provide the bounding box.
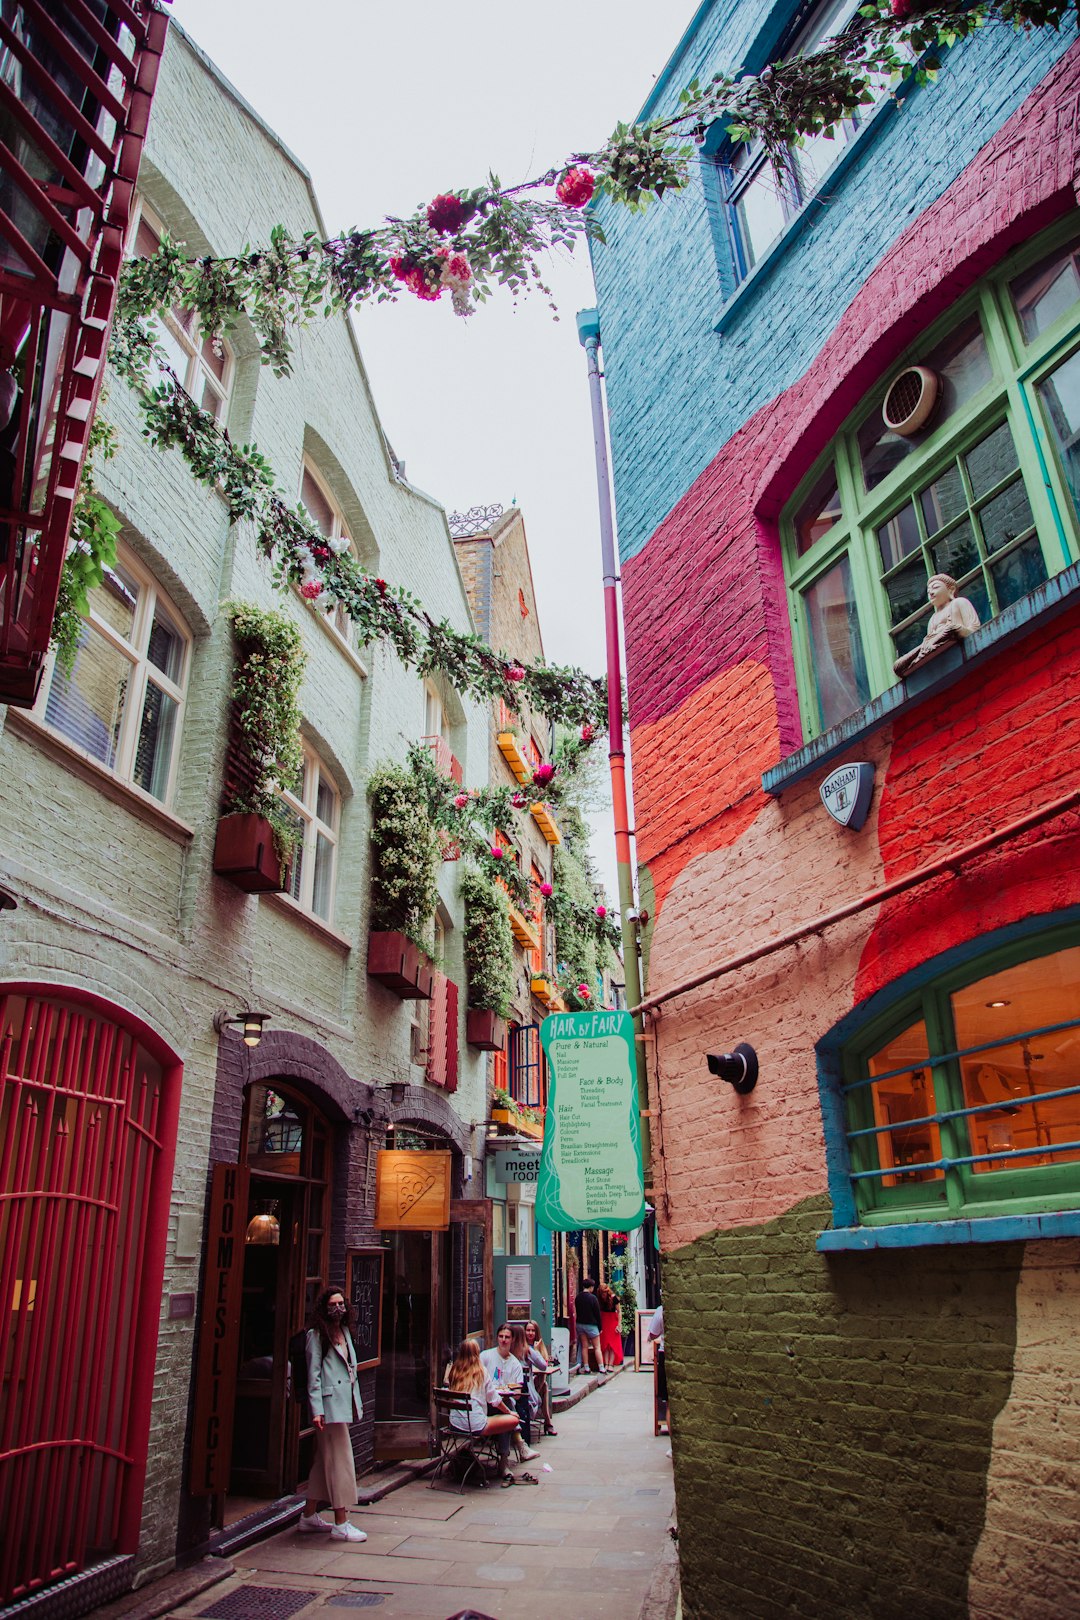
[225,602,307,863]
[368,763,441,943]
[51,417,121,673]
[460,867,515,1017]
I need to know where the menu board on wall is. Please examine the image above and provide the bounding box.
[346,1248,384,1371]
[465,1223,486,1339]
[535,1010,645,1232]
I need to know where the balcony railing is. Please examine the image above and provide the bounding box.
[0,0,168,705]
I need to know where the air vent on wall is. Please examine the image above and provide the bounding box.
[881,365,941,438]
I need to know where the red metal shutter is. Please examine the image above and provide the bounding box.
[426,971,448,1089]
[445,976,459,1094]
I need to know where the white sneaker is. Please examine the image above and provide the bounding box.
[518,1445,539,1461]
[297,1513,331,1534]
[330,1522,367,1543]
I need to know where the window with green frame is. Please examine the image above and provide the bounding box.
[784,221,1080,738]
[840,927,1080,1225]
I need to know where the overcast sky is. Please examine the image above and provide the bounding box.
[169,0,683,901]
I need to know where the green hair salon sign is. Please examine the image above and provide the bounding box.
[535,1010,645,1232]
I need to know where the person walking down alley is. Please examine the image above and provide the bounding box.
[298,1287,368,1541]
[574,1277,605,1375]
[597,1282,624,1369]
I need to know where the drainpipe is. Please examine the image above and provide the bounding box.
[576,307,652,1185]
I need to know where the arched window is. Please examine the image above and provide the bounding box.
[783,222,1080,739]
[36,540,191,804]
[835,925,1080,1230]
[299,459,359,646]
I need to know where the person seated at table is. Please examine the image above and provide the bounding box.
[482,1323,537,1463]
[509,1323,548,1448]
[445,1338,519,1479]
[524,1319,557,1436]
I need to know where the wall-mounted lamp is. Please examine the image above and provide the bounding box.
[0,887,17,912]
[375,1081,407,1107]
[707,1043,758,1095]
[214,1008,270,1048]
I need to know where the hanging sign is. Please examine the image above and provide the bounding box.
[375,1149,451,1231]
[820,762,875,830]
[190,1160,249,1496]
[535,1010,645,1232]
[494,1148,540,1183]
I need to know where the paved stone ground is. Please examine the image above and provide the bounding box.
[164,1369,674,1620]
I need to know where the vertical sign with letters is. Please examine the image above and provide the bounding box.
[190,1161,248,1496]
[535,1010,645,1232]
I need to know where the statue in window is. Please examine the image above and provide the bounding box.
[894,574,980,678]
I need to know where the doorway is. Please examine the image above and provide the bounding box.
[374,1227,451,1459]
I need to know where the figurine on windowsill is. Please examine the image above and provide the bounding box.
[893,573,980,679]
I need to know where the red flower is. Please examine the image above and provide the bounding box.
[389,255,411,279]
[556,167,596,209]
[540,881,553,898]
[576,982,592,1000]
[491,845,504,861]
[300,580,322,600]
[375,578,388,594]
[511,791,527,809]
[453,793,468,809]
[445,253,471,283]
[581,723,595,742]
[533,762,555,786]
[595,905,607,919]
[506,663,526,682]
[426,193,467,234]
[890,0,913,14]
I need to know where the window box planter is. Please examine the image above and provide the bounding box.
[367,930,434,999]
[491,1105,544,1140]
[466,1007,507,1052]
[213,813,289,894]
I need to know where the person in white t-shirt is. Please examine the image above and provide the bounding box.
[480,1323,537,1463]
[648,1305,667,1417]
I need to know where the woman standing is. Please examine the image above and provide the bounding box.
[297,1287,368,1541]
[524,1319,557,1436]
[446,1338,520,1480]
[597,1283,624,1370]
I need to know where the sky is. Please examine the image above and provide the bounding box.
[168,0,685,902]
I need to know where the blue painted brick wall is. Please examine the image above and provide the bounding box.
[590,0,1076,565]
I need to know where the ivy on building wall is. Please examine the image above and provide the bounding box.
[224,602,308,863]
[460,867,516,1017]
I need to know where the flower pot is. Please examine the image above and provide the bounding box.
[213,813,288,893]
[367,930,434,999]
[466,1007,507,1052]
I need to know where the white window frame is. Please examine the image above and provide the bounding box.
[128,197,235,423]
[35,541,191,806]
[280,743,340,923]
[298,458,359,646]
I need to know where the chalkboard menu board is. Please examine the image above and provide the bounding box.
[345,1248,384,1371]
[465,1222,485,1339]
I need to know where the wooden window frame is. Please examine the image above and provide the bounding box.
[128,197,235,422]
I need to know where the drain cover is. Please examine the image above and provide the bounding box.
[325,1596,389,1609]
[200,1587,319,1620]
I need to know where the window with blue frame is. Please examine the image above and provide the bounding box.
[716,0,892,280]
[837,928,1080,1227]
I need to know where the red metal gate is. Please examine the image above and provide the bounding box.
[0,987,181,1604]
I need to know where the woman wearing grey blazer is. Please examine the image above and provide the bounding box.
[297,1287,367,1542]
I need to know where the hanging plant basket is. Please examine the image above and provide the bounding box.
[466,1007,507,1052]
[368,930,435,999]
[213,813,289,894]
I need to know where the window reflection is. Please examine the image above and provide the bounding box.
[247,1086,304,1167]
[867,1021,942,1187]
[1012,238,1080,342]
[804,556,870,730]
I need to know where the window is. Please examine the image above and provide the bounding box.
[717,0,892,280]
[37,543,190,803]
[784,225,1080,738]
[129,200,233,421]
[279,744,340,922]
[838,929,1080,1226]
[299,460,357,644]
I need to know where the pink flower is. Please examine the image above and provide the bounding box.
[453,793,468,809]
[890,0,913,14]
[491,845,504,860]
[556,167,596,209]
[506,663,526,682]
[540,882,553,898]
[581,723,595,742]
[300,580,322,600]
[576,983,591,999]
[595,905,607,919]
[511,791,527,809]
[533,762,555,786]
[426,193,467,234]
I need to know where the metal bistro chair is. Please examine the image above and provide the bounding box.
[430,1388,501,1491]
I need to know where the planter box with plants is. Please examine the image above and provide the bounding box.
[214,604,305,897]
[367,763,441,1001]
[466,1006,507,1051]
[367,930,435,999]
[461,867,514,1051]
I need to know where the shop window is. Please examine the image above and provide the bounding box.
[715,0,892,281]
[279,743,340,922]
[509,1023,545,1110]
[836,928,1080,1227]
[37,541,190,804]
[130,199,234,421]
[783,223,1080,739]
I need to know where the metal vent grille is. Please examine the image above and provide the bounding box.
[882,365,940,437]
[200,1587,319,1620]
[326,1595,390,1608]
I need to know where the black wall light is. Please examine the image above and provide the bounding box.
[214,1009,270,1048]
[707,1043,759,1094]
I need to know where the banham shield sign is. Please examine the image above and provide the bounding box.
[820,762,874,830]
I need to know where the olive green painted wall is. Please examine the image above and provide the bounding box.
[665,1198,1024,1620]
